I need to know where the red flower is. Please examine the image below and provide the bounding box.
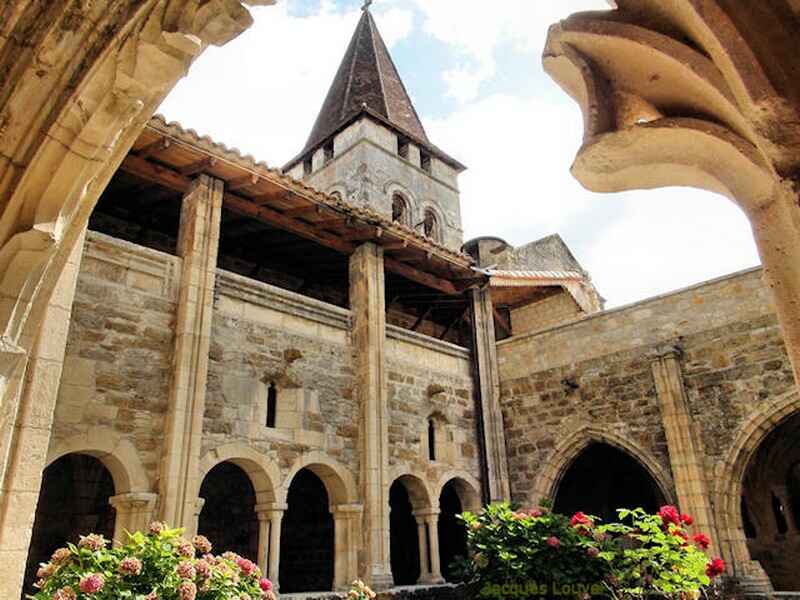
[570,512,593,528]
[673,529,689,544]
[706,558,725,578]
[693,533,711,550]
[260,579,273,592]
[237,557,258,577]
[527,508,543,518]
[586,547,600,558]
[657,505,681,527]
[546,536,561,549]
[79,574,105,594]
[680,513,694,526]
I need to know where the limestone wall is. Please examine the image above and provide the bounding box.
[385,326,480,500]
[497,267,794,504]
[510,290,583,336]
[54,232,180,485]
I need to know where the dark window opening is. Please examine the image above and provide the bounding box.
[428,418,436,462]
[553,442,663,523]
[266,382,277,428]
[742,496,758,539]
[420,150,432,173]
[392,194,409,225]
[303,156,313,176]
[24,454,116,599]
[390,480,421,586]
[423,209,438,240]
[198,462,259,561]
[323,140,334,164]
[280,469,334,593]
[439,481,468,583]
[772,491,789,534]
[398,137,410,159]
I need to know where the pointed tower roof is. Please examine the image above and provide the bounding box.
[285,6,465,172]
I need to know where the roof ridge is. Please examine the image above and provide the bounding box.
[366,11,390,119]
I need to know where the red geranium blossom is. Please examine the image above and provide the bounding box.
[706,558,725,578]
[680,513,694,526]
[546,536,561,549]
[693,533,711,550]
[658,505,681,527]
[570,512,593,528]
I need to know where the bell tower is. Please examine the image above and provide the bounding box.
[284,4,466,251]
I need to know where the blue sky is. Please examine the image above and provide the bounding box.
[159,0,761,307]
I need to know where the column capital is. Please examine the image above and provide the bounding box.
[331,503,363,516]
[109,492,159,510]
[649,343,683,362]
[413,508,441,519]
[255,502,288,518]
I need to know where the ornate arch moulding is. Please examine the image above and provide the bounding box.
[543,1,800,384]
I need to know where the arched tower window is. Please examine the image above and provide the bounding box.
[266,383,277,429]
[392,194,410,226]
[423,209,439,240]
[428,418,436,462]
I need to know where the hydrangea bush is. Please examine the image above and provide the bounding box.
[347,579,376,599]
[459,503,726,599]
[28,523,275,600]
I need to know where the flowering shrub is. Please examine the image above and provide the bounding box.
[28,523,275,600]
[460,503,725,599]
[347,579,376,599]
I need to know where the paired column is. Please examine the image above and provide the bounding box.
[256,502,286,590]
[349,243,392,589]
[158,175,223,529]
[333,503,363,590]
[0,230,86,598]
[650,347,719,546]
[414,509,444,584]
[471,288,510,503]
[110,493,159,542]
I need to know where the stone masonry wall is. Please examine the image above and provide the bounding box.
[497,268,794,505]
[510,290,583,336]
[386,326,480,501]
[53,232,180,485]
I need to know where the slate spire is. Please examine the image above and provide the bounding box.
[300,8,429,157]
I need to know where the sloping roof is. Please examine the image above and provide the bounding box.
[485,268,603,314]
[285,8,464,172]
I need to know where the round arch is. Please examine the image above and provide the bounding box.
[384,182,418,219]
[713,391,800,572]
[418,203,445,242]
[280,451,357,507]
[46,430,150,494]
[199,443,280,505]
[435,472,482,512]
[389,471,434,511]
[530,425,675,508]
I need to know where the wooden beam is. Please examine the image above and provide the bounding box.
[381,240,410,251]
[281,204,324,218]
[136,136,171,159]
[342,227,383,242]
[384,257,459,296]
[411,306,433,332]
[121,154,192,193]
[439,308,468,340]
[227,173,260,192]
[179,156,218,176]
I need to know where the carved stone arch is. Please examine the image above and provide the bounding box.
[326,183,348,202]
[389,470,434,512]
[280,451,357,507]
[384,181,419,225]
[418,202,446,242]
[529,424,675,508]
[198,443,280,505]
[46,430,150,494]
[713,390,800,571]
[434,472,482,512]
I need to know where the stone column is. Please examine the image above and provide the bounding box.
[349,243,392,589]
[158,175,223,529]
[0,230,86,598]
[415,516,432,584]
[191,498,206,539]
[415,509,444,584]
[333,503,363,590]
[110,493,159,542]
[650,346,719,547]
[256,502,286,589]
[470,288,510,503]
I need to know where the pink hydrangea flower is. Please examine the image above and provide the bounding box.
[195,559,212,580]
[237,557,258,577]
[178,539,196,558]
[260,579,273,592]
[78,534,107,551]
[79,573,105,594]
[51,548,72,565]
[52,587,77,600]
[178,581,198,600]
[176,561,196,580]
[144,593,159,600]
[546,536,561,549]
[148,521,166,535]
[192,535,212,554]
[37,563,55,579]
[119,556,142,576]
[222,551,240,562]
[657,505,681,527]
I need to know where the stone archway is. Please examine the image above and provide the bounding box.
[530,425,675,512]
[553,442,666,522]
[436,476,479,583]
[389,474,433,586]
[715,394,800,591]
[23,454,116,598]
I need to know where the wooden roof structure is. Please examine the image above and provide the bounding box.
[118,116,485,297]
